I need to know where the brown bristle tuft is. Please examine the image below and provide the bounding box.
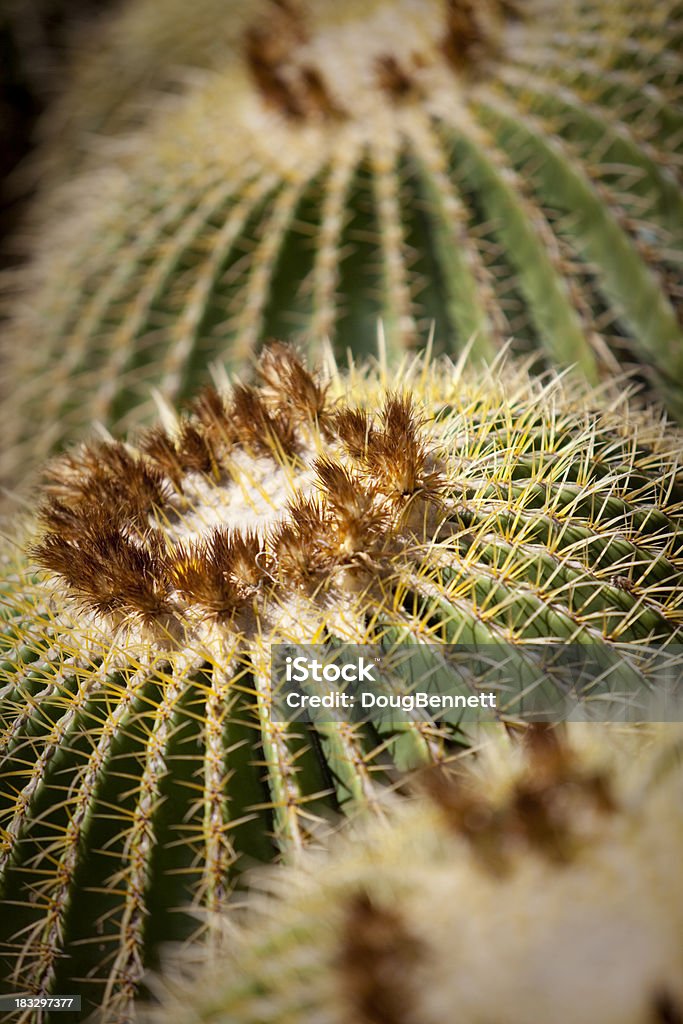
[285,493,328,537]
[507,780,576,865]
[380,393,420,442]
[653,992,683,1024]
[209,527,267,588]
[421,767,507,875]
[522,723,570,779]
[243,2,308,121]
[333,407,373,460]
[272,497,332,583]
[34,526,171,624]
[338,892,422,1024]
[43,442,169,527]
[313,457,363,509]
[168,528,265,620]
[297,65,345,119]
[517,724,617,822]
[362,394,428,499]
[441,0,502,73]
[167,542,243,620]
[423,730,619,870]
[38,498,120,541]
[189,386,235,453]
[139,427,185,489]
[244,4,345,121]
[258,342,329,424]
[313,457,385,549]
[498,0,524,19]
[231,383,298,457]
[177,421,217,476]
[376,54,417,100]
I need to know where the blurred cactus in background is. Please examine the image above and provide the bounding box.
[152,724,683,1024]
[1,0,682,492]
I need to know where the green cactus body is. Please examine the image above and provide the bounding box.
[2,0,682,489]
[152,725,683,1024]
[1,345,683,1021]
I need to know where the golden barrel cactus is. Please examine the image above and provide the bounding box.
[2,0,682,489]
[1,345,682,1020]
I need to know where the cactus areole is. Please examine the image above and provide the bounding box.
[4,0,682,489]
[1,345,683,1021]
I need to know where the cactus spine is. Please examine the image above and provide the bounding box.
[152,725,683,1024]
[2,0,682,490]
[1,344,683,1020]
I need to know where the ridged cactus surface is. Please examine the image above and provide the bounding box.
[2,0,682,488]
[153,725,683,1024]
[1,345,683,1021]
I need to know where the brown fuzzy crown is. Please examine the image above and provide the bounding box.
[34,343,444,633]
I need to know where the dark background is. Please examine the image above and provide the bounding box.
[0,0,117,258]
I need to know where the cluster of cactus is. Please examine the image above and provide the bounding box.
[151,723,683,1024]
[2,0,682,492]
[1,344,683,1021]
[1,0,682,1020]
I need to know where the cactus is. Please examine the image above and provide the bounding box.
[151,724,683,1024]
[2,0,682,490]
[1,343,683,1021]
